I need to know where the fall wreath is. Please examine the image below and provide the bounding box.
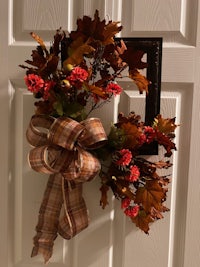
[20,10,178,263]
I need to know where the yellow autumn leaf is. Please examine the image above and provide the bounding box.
[30,32,47,51]
[154,114,178,134]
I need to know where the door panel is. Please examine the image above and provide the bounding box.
[1,0,199,266]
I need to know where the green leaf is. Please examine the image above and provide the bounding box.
[53,101,64,116]
[64,102,87,121]
[108,125,126,149]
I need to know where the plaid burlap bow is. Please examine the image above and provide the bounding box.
[26,115,107,262]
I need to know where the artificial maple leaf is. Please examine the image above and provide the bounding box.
[21,46,59,78]
[70,10,122,45]
[131,210,154,234]
[120,122,141,149]
[157,176,171,186]
[67,36,85,53]
[134,158,156,177]
[120,48,148,70]
[109,177,135,200]
[41,55,60,77]
[70,11,103,42]
[154,114,178,134]
[102,42,126,72]
[63,41,95,66]
[129,69,150,94]
[94,76,112,88]
[100,184,109,209]
[135,180,166,213]
[24,53,45,69]
[116,39,127,55]
[87,84,108,98]
[52,29,64,56]
[151,160,173,169]
[116,112,142,127]
[150,207,164,220]
[156,131,176,157]
[103,21,123,45]
[19,46,46,72]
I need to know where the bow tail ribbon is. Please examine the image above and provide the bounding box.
[31,174,88,263]
[58,179,88,239]
[26,115,107,262]
[31,174,62,263]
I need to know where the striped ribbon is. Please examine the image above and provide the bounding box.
[26,115,107,263]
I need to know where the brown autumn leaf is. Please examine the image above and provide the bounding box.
[103,39,128,71]
[87,84,108,98]
[120,48,148,70]
[150,205,170,220]
[120,122,141,149]
[63,42,95,66]
[69,10,122,45]
[20,35,59,77]
[103,44,126,72]
[131,210,154,234]
[69,11,104,42]
[111,178,135,200]
[52,29,64,56]
[116,39,127,55]
[151,160,173,169]
[156,131,176,157]
[116,112,142,127]
[129,69,150,94]
[25,53,59,78]
[43,54,59,74]
[103,21,123,45]
[134,158,156,178]
[154,114,178,134]
[150,207,164,220]
[158,176,171,186]
[25,49,46,69]
[100,184,109,209]
[67,36,85,53]
[135,180,166,213]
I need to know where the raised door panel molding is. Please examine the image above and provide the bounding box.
[13,0,70,42]
[162,47,195,83]
[121,0,198,45]
[78,0,123,21]
[12,0,123,43]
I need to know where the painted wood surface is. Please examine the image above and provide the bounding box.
[0,0,200,266]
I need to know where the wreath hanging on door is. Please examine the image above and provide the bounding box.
[20,10,178,263]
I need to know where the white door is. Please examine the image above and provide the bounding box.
[1,1,200,266]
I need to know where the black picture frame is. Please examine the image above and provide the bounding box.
[61,37,162,155]
[115,37,162,155]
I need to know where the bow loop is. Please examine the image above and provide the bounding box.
[79,118,108,149]
[48,117,84,150]
[28,145,73,174]
[27,115,107,181]
[62,147,101,182]
[26,115,54,147]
